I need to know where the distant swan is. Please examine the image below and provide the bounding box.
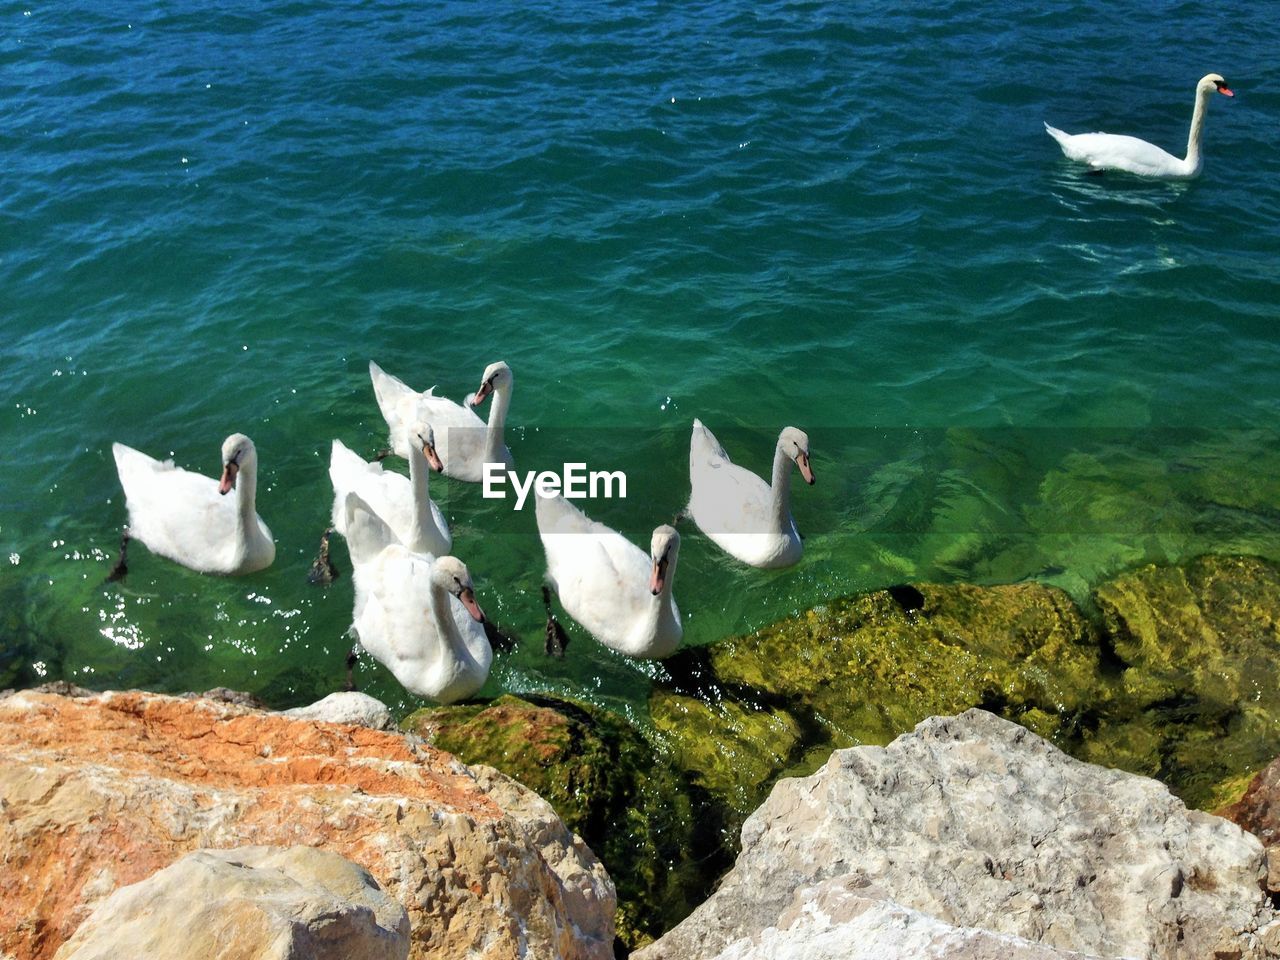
[1045,73,1233,179]
[369,360,514,482]
[688,420,814,569]
[344,492,492,704]
[329,422,451,558]
[536,494,682,659]
[109,433,275,577]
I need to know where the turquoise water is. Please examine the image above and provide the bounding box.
[4,1,1280,718]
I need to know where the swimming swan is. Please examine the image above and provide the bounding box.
[369,359,514,482]
[688,420,815,569]
[1045,73,1233,179]
[109,433,275,577]
[345,492,492,704]
[536,494,682,659]
[329,422,451,558]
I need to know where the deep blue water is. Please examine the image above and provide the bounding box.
[3,0,1280,718]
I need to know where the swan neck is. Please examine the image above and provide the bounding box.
[428,578,466,661]
[484,382,512,457]
[235,459,259,535]
[406,443,433,546]
[768,442,794,531]
[1184,83,1211,171]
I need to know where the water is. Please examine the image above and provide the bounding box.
[4,0,1280,719]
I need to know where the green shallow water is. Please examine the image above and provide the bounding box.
[3,0,1280,721]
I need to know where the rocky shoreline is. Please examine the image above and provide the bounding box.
[5,552,1280,959]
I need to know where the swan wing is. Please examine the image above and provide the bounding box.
[112,442,245,572]
[537,495,655,648]
[1045,124,1185,177]
[343,492,398,568]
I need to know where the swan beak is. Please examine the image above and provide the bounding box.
[797,451,816,486]
[470,379,495,408]
[459,586,486,623]
[218,461,239,495]
[650,555,668,596]
[1215,81,1234,97]
[423,441,444,473]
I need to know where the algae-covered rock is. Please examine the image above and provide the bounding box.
[651,580,1101,825]
[1079,554,1280,808]
[402,694,724,953]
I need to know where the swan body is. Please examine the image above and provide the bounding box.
[688,420,815,569]
[328,422,451,557]
[536,495,682,659]
[1045,73,1233,179]
[111,433,275,575]
[369,360,514,482]
[345,493,491,704]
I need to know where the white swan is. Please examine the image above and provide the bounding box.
[536,494,682,659]
[1045,73,1233,179]
[109,433,275,576]
[369,360,514,482]
[688,420,815,569]
[345,492,492,704]
[328,421,451,558]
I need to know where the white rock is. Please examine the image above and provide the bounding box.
[638,709,1277,960]
[284,690,395,730]
[53,846,409,960]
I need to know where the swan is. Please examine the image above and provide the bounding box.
[344,492,492,704]
[536,494,682,659]
[369,360,514,482]
[688,420,815,569]
[1045,73,1233,179]
[329,422,451,557]
[108,433,275,577]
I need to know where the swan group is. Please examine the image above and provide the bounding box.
[1045,73,1233,179]
[107,356,820,702]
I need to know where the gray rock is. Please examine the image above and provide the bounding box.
[53,845,409,960]
[638,709,1277,960]
[284,690,395,730]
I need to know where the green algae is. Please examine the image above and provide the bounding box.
[402,693,725,954]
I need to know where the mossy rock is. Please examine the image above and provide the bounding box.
[403,693,727,954]
[651,579,1102,825]
[1082,555,1280,807]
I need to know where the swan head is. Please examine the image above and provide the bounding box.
[1199,73,1233,98]
[649,525,680,595]
[778,427,815,486]
[218,433,257,495]
[469,361,513,408]
[432,556,485,623]
[407,421,443,472]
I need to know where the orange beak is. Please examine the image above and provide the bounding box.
[470,379,495,408]
[797,451,815,486]
[459,587,485,623]
[423,442,444,473]
[650,555,668,596]
[218,461,239,495]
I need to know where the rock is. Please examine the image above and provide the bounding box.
[695,876,1097,960]
[650,580,1100,823]
[636,709,1276,960]
[53,846,409,960]
[284,690,395,730]
[404,693,723,952]
[1220,754,1280,893]
[0,689,614,960]
[1083,555,1280,808]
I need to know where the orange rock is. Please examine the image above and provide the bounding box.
[0,689,614,960]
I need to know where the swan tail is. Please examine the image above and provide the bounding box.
[1044,122,1072,147]
[690,418,729,466]
[534,492,592,536]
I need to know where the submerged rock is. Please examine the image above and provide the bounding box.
[404,693,723,952]
[651,579,1099,823]
[637,709,1278,960]
[1081,554,1280,808]
[0,689,614,960]
[53,846,409,960]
